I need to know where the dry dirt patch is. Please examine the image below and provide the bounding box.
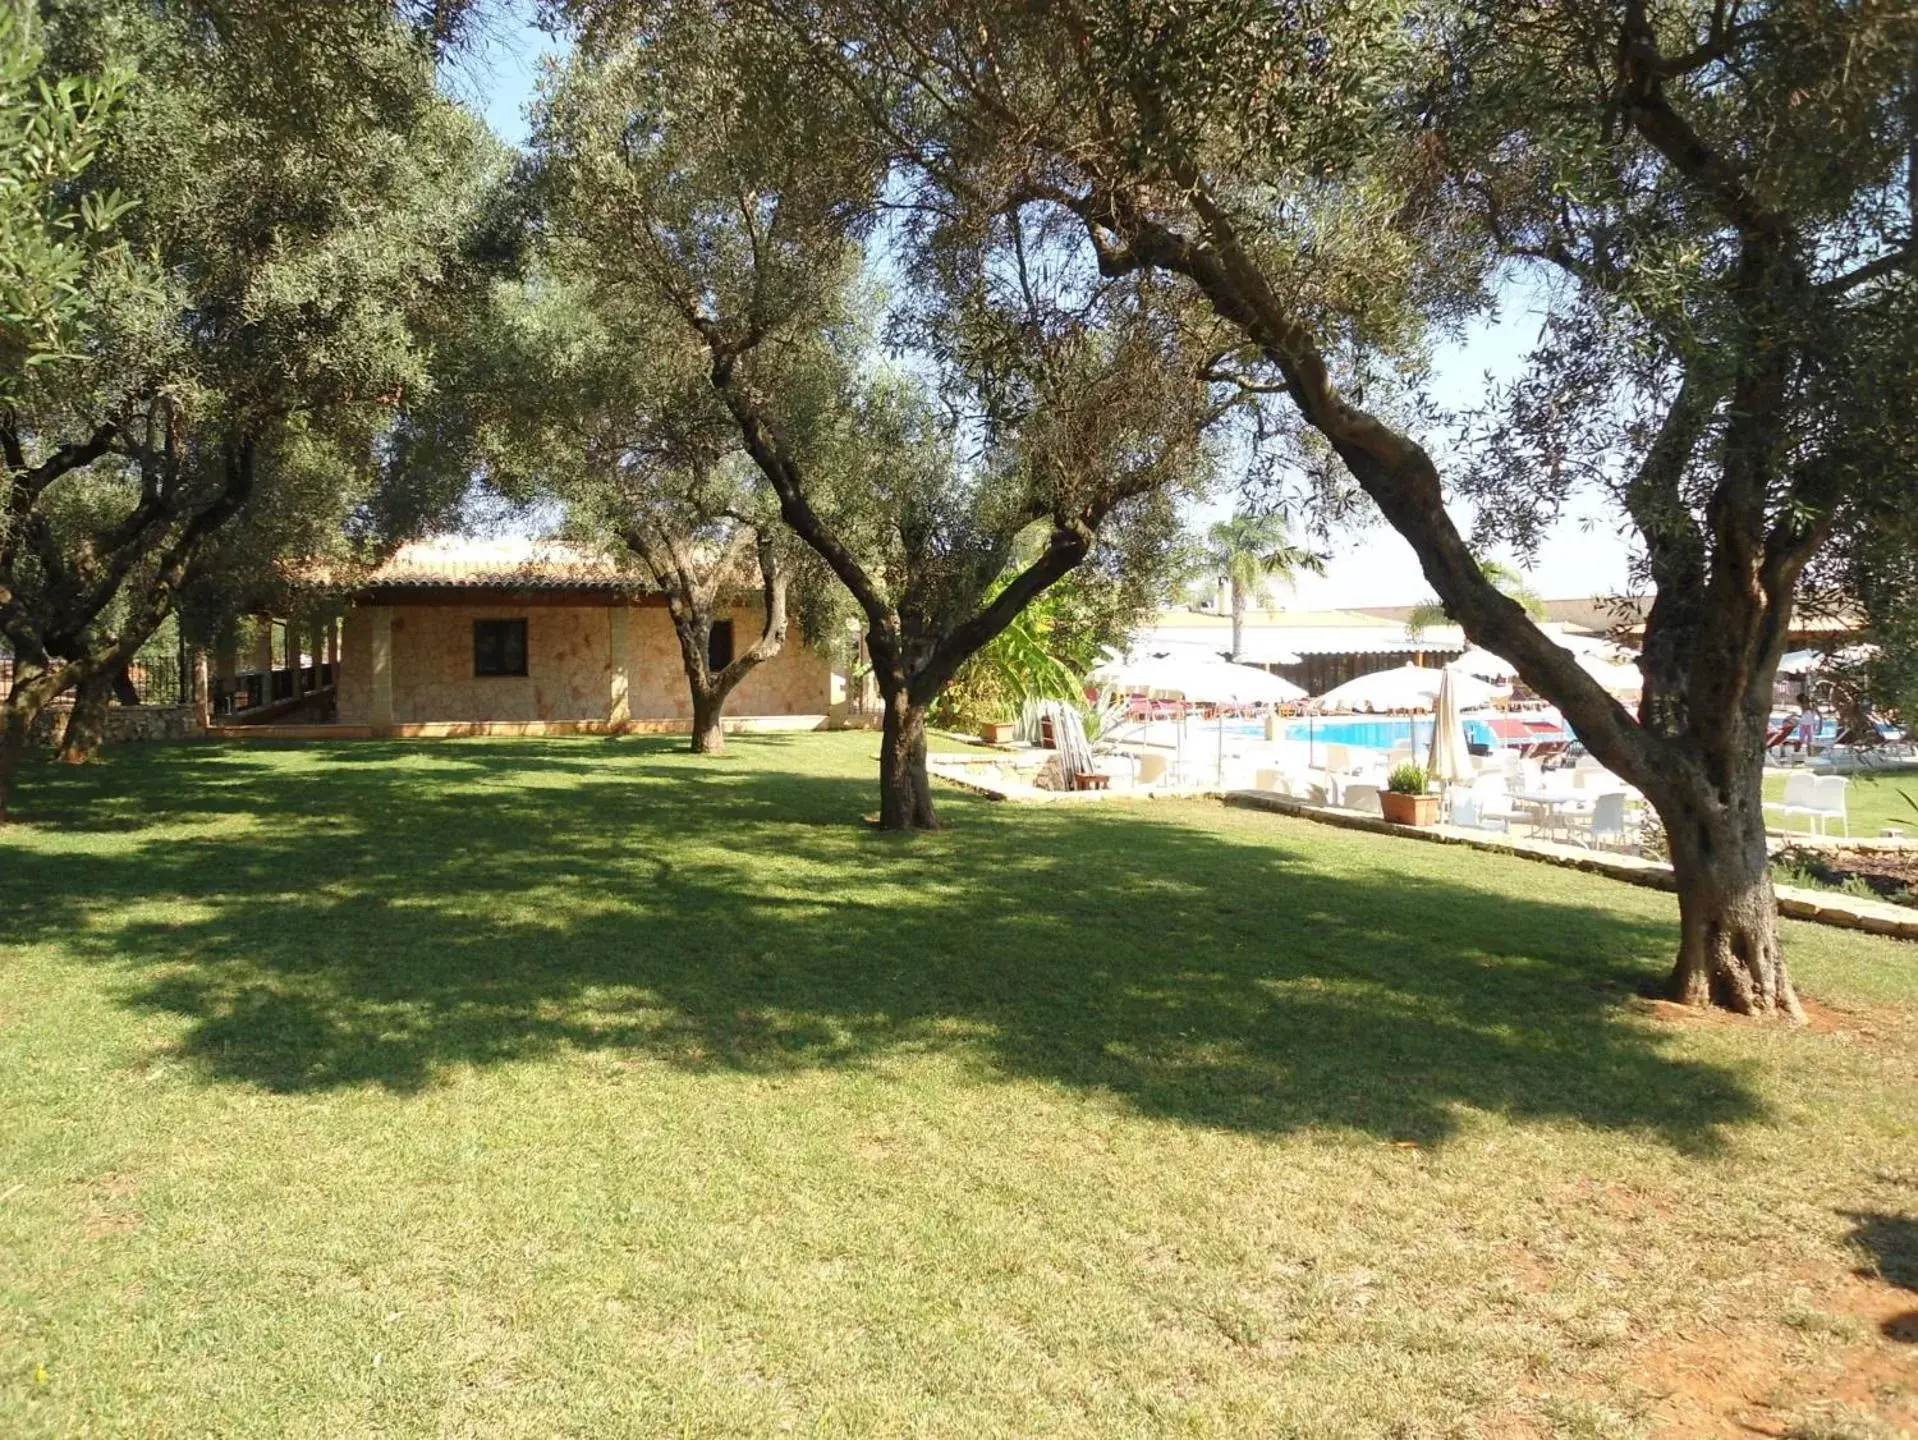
[1628,1268,1917,1437]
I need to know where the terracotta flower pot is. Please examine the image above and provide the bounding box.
[1380,790,1439,826]
[979,721,1016,745]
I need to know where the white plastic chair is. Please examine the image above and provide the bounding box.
[1575,791,1629,850]
[1808,775,1850,836]
[1468,777,1516,832]
[1764,771,1818,831]
[1447,791,1483,829]
[1342,783,1382,817]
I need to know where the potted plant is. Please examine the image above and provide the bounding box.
[978,719,1016,745]
[1380,763,1439,826]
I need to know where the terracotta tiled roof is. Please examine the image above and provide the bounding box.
[297,538,644,592]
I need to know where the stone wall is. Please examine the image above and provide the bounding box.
[28,705,203,746]
[624,604,833,720]
[338,600,833,727]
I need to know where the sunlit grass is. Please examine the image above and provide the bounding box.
[1,733,1914,1436]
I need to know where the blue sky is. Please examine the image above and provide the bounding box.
[441,4,558,148]
[449,15,1637,610]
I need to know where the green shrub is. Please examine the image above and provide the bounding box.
[1387,762,1429,796]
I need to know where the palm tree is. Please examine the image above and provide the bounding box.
[1406,560,1545,637]
[1203,512,1325,659]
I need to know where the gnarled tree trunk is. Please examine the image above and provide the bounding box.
[1,662,65,822]
[689,688,727,755]
[0,703,28,823]
[1658,766,1799,1017]
[878,689,936,830]
[634,524,790,760]
[58,673,111,765]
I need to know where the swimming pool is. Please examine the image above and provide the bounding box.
[1220,715,1568,751]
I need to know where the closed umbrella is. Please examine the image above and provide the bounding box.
[1427,666,1473,790]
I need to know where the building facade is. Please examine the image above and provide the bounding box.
[318,540,841,735]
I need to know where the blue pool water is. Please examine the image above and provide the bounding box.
[1221,716,1560,750]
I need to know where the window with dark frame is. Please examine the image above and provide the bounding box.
[473,618,528,677]
[707,619,734,674]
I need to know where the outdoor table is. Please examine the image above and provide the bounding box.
[1507,790,1591,842]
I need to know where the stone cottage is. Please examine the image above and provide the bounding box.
[319,538,844,735]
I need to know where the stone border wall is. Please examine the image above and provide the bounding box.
[1226,790,1918,944]
[27,705,205,747]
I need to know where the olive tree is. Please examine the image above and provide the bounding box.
[534,15,1221,827]
[478,277,808,753]
[0,1,497,816]
[568,0,1918,1010]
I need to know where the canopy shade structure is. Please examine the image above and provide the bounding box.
[1455,640,1641,695]
[1311,663,1502,713]
[1090,652,1307,704]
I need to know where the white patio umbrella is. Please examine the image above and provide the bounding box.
[1088,652,1305,705]
[1089,652,1305,784]
[1426,666,1474,788]
[1451,646,1518,682]
[1311,663,1501,713]
[1574,650,1644,697]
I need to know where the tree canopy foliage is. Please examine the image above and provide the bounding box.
[464,264,834,753]
[533,9,1224,825]
[0,0,501,811]
[0,9,135,402]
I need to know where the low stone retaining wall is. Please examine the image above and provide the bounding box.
[27,704,204,746]
[203,714,850,741]
[1226,789,1918,944]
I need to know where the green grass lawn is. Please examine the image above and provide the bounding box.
[3,733,1916,1438]
[1765,766,1918,837]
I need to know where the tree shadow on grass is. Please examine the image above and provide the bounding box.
[0,737,1762,1151]
[1843,1210,1918,1342]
